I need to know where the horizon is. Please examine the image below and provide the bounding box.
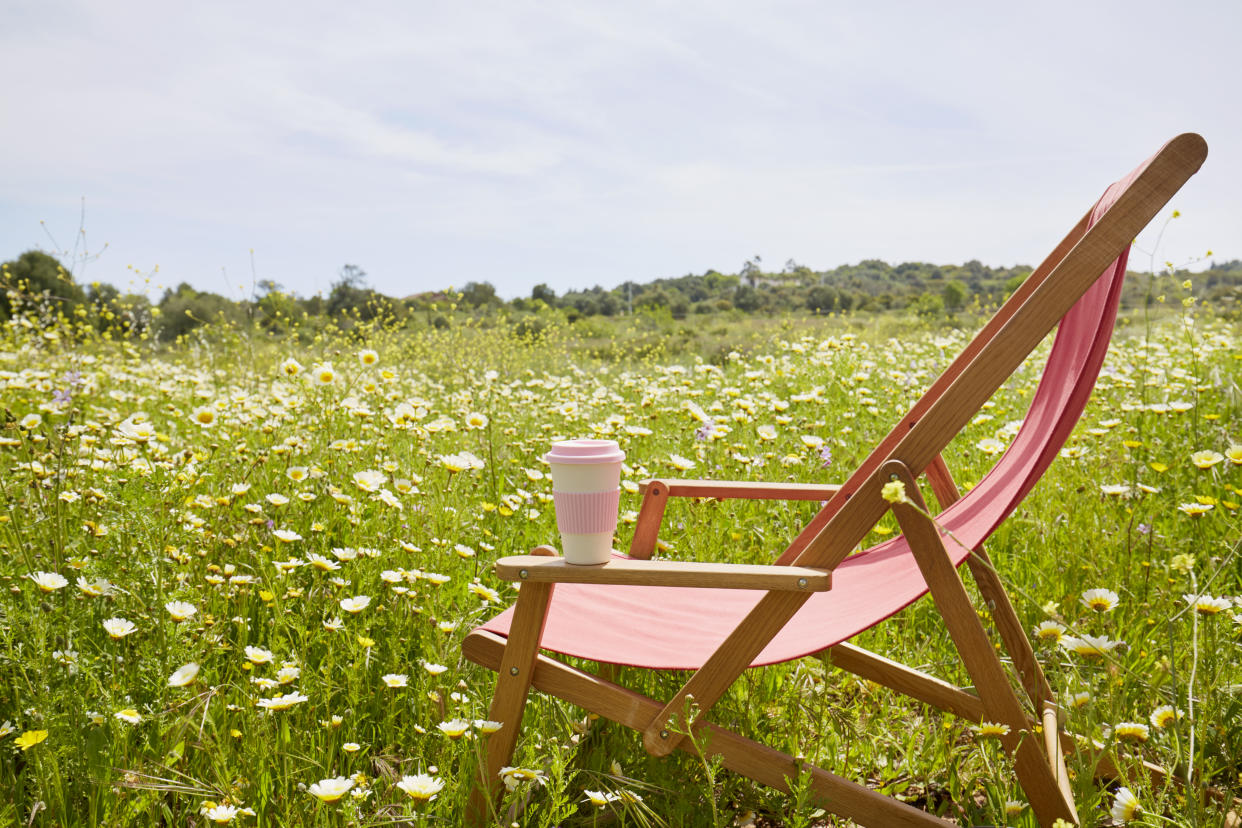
[2,1,1237,303]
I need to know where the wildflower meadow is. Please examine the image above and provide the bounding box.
[0,287,1239,826]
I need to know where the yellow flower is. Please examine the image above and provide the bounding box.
[165,601,197,622]
[395,773,444,802]
[168,663,200,687]
[880,480,907,504]
[358,349,378,367]
[1080,588,1119,613]
[103,617,138,639]
[15,730,49,750]
[257,692,308,711]
[976,437,1005,455]
[352,469,386,493]
[1190,450,1224,469]
[437,719,470,739]
[468,582,499,603]
[438,451,484,473]
[191,407,217,427]
[1061,634,1121,658]
[1183,593,1230,614]
[1149,705,1180,729]
[114,708,143,724]
[306,553,340,571]
[244,646,274,664]
[668,453,696,471]
[1111,786,1141,822]
[1113,722,1149,743]
[202,803,242,824]
[1032,621,1066,643]
[498,766,546,791]
[312,363,336,385]
[338,595,372,614]
[975,721,1011,738]
[307,776,353,802]
[29,571,69,592]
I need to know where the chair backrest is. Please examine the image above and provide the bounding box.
[936,173,1132,548]
[775,134,1207,569]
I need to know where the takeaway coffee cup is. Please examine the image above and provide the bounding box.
[544,439,625,565]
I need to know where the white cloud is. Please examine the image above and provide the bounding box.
[0,0,1236,298]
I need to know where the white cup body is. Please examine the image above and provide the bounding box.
[547,461,622,494]
[545,440,625,565]
[558,531,615,566]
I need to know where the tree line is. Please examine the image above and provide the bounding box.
[4,249,1241,343]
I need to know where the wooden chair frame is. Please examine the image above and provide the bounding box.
[462,134,1208,827]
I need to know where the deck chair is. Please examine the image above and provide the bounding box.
[463,134,1208,827]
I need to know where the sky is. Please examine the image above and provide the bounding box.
[1,0,1237,302]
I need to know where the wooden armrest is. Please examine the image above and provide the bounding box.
[641,478,841,501]
[493,555,831,592]
[629,478,843,560]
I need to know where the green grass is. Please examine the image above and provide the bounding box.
[0,303,1238,827]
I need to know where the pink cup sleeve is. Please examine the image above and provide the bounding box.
[553,489,621,534]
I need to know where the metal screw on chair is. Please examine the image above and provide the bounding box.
[659,729,669,739]
[519,569,529,579]
[797,578,808,589]
[509,667,519,676]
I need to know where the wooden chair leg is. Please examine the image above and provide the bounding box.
[924,455,1058,713]
[628,479,669,559]
[466,581,554,826]
[885,461,1078,827]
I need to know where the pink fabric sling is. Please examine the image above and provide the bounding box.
[478,166,1140,671]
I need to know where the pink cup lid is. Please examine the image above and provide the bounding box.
[544,438,625,465]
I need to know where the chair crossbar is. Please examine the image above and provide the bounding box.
[464,629,954,828]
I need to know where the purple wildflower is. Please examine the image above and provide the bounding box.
[818,445,834,469]
[694,420,716,442]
